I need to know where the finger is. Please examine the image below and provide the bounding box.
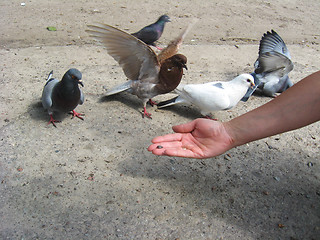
[151,133,183,143]
[172,119,198,133]
[162,148,199,158]
[147,141,182,151]
[149,148,167,156]
[149,142,202,158]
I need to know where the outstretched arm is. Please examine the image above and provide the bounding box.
[148,71,320,159]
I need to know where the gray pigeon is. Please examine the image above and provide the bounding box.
[157,74,255,118]
[41,68,84,127]
[241,30,294,101]
[131,15,171,50]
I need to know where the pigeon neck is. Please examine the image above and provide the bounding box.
[157,60,184,94]
[58,79,80,98]
[155,22,166,33]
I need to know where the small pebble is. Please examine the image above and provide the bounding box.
[307,162,314,167]
[157,145,163,149]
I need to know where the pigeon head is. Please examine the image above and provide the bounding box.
[157,54,188,94]
[169,54,188,70]
[157,15,171,23]
[237,74,255,89]
[63,68,83,87]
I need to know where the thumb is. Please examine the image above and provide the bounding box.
[172,119,198,133]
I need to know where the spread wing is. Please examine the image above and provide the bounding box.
[157,18,198,63]
[258,30,291,59]
[255,51,293,77]
[86,23,160,81]
[254,30,293,72]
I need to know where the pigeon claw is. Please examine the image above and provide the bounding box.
[142,107,152,119]
[148,99,158,107]
[204,115,217,121]
[48,114,60,127]
[70,110,85,120]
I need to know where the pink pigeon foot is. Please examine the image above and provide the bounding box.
[205,115,217,121]
[48,114,60,127]
[142,107,152,119]
[148,99,158,107]
[70,110,85,120]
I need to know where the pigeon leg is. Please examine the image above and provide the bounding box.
[142,107,152,119]
[204,115,217,121]
[48,114,60,127]
[148,99,158,107]
[70,110,85,120]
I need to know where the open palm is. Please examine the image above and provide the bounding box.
[148,118,234,159]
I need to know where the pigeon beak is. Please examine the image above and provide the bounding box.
[250,83,255,89]
[78,80,84,87]
[183,64,188,70]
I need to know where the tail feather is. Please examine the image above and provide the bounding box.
[105,80,132,96]
[157,96,184,108]
[46,70,53,82]
[44,70,55,87]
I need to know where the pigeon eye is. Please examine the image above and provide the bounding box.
[71,75,76,79]
[247,79,251,83]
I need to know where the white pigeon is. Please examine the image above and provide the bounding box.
[157,74,255,117]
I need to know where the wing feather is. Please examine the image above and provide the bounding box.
[157,18,197,63]
[86,23,160,81]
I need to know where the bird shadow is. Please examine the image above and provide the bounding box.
[99,92,148,116]
[27,100,71,123]
[99,92,139,108]
[98,92,206,120]
[156,104,203,120]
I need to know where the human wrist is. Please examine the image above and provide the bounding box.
[222,120,244,149]
[219,121,236,149]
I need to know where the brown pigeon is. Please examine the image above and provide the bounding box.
[86,22,195,118]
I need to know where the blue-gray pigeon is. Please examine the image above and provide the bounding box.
[41,68,84,127]
[241,30,294,101]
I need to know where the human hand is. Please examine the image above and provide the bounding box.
[148,118,234,159]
